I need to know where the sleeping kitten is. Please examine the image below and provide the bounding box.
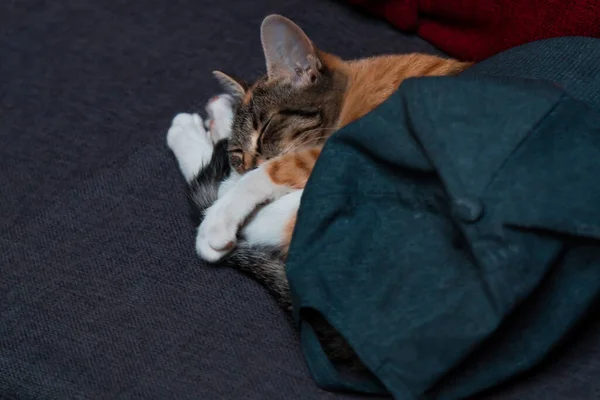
[167,14,471,365]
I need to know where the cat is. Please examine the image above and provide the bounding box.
[167,14,471,366]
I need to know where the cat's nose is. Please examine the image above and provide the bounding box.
[256,159,265,166]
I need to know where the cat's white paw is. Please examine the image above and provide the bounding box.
[167,113,208,148]
[167,113,214,181]
[195,200,238,263]
[205,94,234,143]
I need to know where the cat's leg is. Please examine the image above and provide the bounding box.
[167,93,234,183]
[217,171,241,198]
[204,94,235,144]
[196,147,321,262]
[242,190,302,249]
[167,113,213,182]
[203,93,241,198]
[184,94,237,220]
[214,192,302,311]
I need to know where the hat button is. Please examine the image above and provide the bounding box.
[452,197,484,223]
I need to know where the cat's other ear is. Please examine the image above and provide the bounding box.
[212,70,247,100]
[260,15,321,86]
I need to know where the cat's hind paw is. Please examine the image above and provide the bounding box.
[167,113,209,149]
[167,113,214,181]
[204,94,234,144]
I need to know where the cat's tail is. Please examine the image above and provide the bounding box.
[187,140,231,224]
[221,242,292,311]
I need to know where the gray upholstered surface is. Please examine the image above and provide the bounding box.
[1,0,598,399]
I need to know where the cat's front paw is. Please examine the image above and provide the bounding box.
[204,94,234,143]
[195,199,238,263]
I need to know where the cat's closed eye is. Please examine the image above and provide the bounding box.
[260,114,275,134]
[278,109,320,118]
[228,149,244,170]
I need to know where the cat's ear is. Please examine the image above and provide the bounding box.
[212,70,247,100]
[261,15,321,86]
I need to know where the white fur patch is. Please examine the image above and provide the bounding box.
[205,94,234,143]
[167,113,213,182]
[243,190,302,247]
[217,171,241,198]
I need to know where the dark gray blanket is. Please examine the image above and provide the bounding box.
[1,1,599,399]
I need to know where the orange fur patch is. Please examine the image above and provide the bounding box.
[266,146,321,188]
[331,54,472,127]
[242,89,253,105]
[242,152,254,171]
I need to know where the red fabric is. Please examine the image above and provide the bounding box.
[347,0,600,61]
